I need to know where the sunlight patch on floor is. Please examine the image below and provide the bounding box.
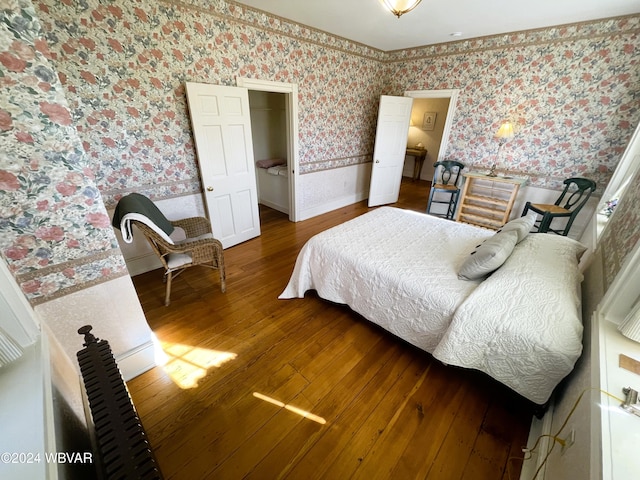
[253,392,327,425]
[157,341,237,389]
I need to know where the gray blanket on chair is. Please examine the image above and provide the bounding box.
[112,193,174,238]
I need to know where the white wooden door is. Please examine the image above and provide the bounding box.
[368,95,414,207]
[185,82,260,248]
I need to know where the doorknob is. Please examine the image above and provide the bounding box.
[207,186,214,192]
[375,159,380,163]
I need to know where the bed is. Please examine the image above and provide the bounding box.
[279,206,586,405]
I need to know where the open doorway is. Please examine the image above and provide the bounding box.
[402,89,460,211]
[405,98,451,182]
[248,91,289,216]
[237,77,300,222]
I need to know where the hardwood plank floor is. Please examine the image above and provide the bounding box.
[127,178,533,480]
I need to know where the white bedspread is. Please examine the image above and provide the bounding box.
[279,207,493,352]
[280,206,586,405]
[433,233,585,404]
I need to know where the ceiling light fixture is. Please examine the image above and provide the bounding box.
[379,0,423,18]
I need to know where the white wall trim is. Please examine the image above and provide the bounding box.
[40,329,59,480]
[590,310,604,480]
[0,257,40,346]
[599,121,640,209]
[236,77,301,222]
[0,340,52,479]
[124,252,162,277]
[520,401,555,480]
[599,239,640,324]
[115,340,156,382]
[236,77,297,94]
[258,198,290,215]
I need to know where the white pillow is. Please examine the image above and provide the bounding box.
[458,230,519,280]
[498,212,537,243]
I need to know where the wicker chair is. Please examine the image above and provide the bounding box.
[132,216,226,306]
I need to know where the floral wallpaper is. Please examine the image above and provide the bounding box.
[599,166,640,288]
[32,0,639,206]
[0,0,127,304]
[2,0,640,305]
[385,16,640,192]
[34,0,385,207]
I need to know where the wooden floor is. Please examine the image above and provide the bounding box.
[128,178,533,480]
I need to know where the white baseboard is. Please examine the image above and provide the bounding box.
[520,401,555,480]
[259,199,289,215]
[116,340,157,381]
[125,253,162,277]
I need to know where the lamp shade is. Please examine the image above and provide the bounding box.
[495,121,515,140]
[619,301,640,343]
[380,0,422,17]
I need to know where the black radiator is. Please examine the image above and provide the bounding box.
[77,325,162,480]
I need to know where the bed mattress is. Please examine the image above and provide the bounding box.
[279,206,493,352]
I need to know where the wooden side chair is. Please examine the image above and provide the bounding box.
[521,177,596,236]
[113,193,225,306]
[426,160,465,219]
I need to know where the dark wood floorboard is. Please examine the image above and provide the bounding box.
[127,177,533,480]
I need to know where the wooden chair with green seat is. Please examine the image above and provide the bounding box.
[426,160,465,219]
[521,177,596,236]
[113,193,225,306]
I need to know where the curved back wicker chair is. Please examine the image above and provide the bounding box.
[132,216,225,306]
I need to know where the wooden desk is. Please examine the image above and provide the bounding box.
[455,172,527,229]
[405,148,427,181]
